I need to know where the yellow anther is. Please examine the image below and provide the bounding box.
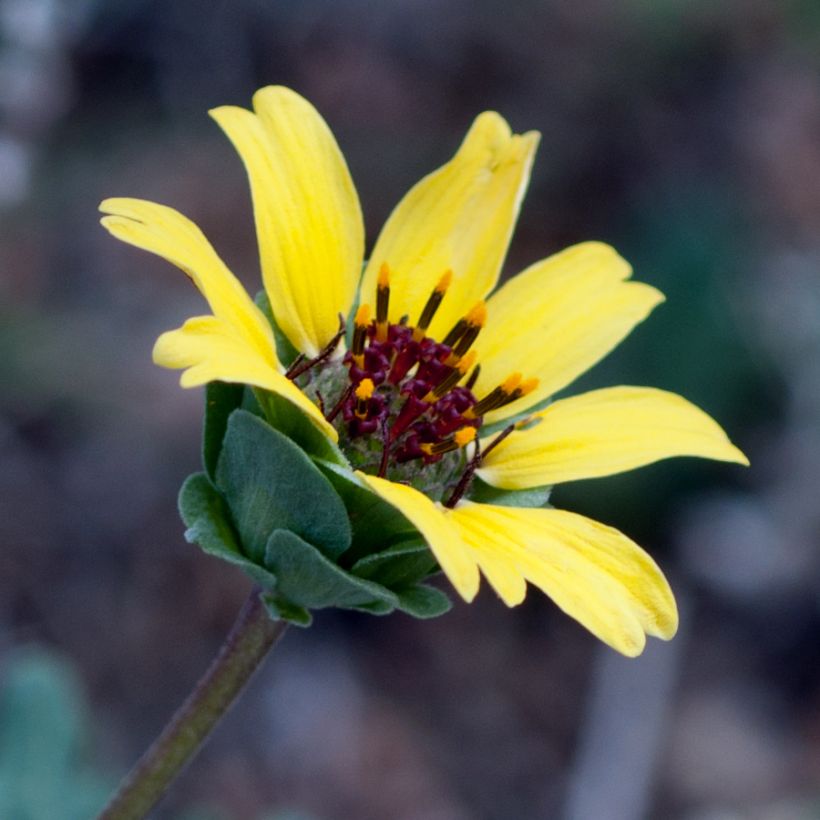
[355,304,371,326]
[454,426,476,448]
[377,262,390,290]
[465,301,487,328]
[354,377,375,419]
[516,377,539,397]
[435,269,454,293]
[355,378,375,401]
[501,373,523,394]
[457,350,477,374]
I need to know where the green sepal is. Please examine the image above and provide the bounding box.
[394,585,452,618]
[264,529,399,612]
[178,473,278,590]
[350,599,395,616]
[468,476,552,508]
[314,460,420,563]
[215,410,351,564]
[351,540,436,587]
[254,388,347,466]
[203,381,245,481]
[260,593,313,628]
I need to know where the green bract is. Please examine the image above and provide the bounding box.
[179,381,537,626]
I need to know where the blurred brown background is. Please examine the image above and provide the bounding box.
[1,1,818,818]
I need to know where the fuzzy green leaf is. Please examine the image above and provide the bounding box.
[350,539,436,587]
[264,529,399,611]
[394,585,452,618]
[179,473,278,589]
[254,389,347,466]
[314,460,420,563]
[203,381,245,481]
[216,410,351,563]
[349,599,396,616]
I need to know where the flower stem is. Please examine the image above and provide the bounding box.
[96,587,287,820]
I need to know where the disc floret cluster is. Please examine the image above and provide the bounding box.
[296,263,536,504]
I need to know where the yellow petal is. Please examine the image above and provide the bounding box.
[478,386,748,490]
[100,198,274,359]
[154,315,337,441]
[210,87,364,357]
[473,242,664,424]
[450,503,678,656]
[360,113,539,340]
[357,473,479,602]
[448,507,527,606]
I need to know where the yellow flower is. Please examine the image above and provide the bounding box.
[100,86,747,656]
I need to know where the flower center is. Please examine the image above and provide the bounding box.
[289,264,537,503]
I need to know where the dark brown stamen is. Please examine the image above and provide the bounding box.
[284,353,306,378]
[377,415,391,477]
[375,263,390,342]
[464,373,523,418]
[287,314,346,380]
[421,426,476,456]
[326,383,355,423]
[464,364,481,391]
[496,377,539,410]
[443,437,482,508]
[444,422,515,508]
[445,302,487,363]
[480,422,517,460]
[351,304,371,367]
[414,270,453,341]
[425,351,477,402]
[442,318,468,347]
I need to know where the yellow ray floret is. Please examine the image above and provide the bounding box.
[477,386,749,490]
[360,112,540,340]
[474,242,664,424]
[99,198,274,358]
[153,316,337,440]
[210,86,364,357]
[449,502,678,657]
[99,198,336,440]
[358,473,480,602]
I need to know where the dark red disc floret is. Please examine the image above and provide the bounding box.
[339,318,482,464]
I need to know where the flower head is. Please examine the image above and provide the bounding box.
[101,86,747,656]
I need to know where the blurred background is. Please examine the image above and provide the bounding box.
[1,1,818,818]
